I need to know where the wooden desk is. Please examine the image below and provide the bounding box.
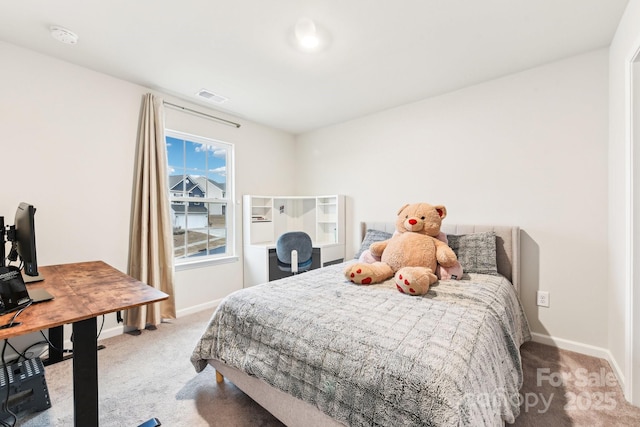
[0,261,168,427]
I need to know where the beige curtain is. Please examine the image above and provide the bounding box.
[125,93,176,330]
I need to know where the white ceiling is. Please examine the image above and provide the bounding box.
[0,0,630,134]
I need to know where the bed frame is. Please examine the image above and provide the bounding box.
[210,223,521,427]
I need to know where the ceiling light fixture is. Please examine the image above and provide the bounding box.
[292,17,329,52]
[50,25,79,45]
[295,18,320,50]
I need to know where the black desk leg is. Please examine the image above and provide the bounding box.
[72,317,98,427]
[44,325,65,365]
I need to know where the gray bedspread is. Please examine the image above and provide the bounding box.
[191,263,531,426]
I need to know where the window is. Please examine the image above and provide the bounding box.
[165,129,234,264]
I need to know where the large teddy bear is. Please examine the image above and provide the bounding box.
[357,231,464,280]
[344,202,458,296]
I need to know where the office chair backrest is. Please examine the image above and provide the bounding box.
[275,231,313,274]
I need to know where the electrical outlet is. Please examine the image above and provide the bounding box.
[537,291,550,307]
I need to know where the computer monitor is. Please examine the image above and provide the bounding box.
[13,202,41,282]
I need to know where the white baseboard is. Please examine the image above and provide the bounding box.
[99,324,124,340]
[530,332,626,390]
[175,298,222,318]
[96,299,223,341]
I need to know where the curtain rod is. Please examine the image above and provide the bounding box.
[163,101,241,128]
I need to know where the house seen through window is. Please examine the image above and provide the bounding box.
[166,130,234,262]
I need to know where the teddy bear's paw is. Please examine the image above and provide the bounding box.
[394,267,437,296]
[345,264,376,285]
[368,241,386,257]
[395,272,428,295]
[436,245,458,268]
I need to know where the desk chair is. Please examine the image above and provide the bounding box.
[275,232,313,274]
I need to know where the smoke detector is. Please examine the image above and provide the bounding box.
[195,89,228,104]
[50,26,79,45]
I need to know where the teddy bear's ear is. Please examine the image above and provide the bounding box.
[435,205,447,219]
[397,204,409,216]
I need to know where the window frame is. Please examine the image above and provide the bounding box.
[165,129,237,269]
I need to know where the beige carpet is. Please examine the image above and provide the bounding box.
[514,341,640,427]
[12,308,640,426]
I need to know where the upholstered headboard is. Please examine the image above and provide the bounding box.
[360,222,521,293]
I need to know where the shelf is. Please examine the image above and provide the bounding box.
[243,194,344,287]
[250,197,273,224]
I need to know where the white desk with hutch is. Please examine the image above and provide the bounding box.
[242,195,345,287]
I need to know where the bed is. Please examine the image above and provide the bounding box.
[191,223,531,426]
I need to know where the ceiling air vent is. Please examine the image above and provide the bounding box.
[195,89,228,104]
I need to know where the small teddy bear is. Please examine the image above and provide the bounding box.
[344,202,458,295]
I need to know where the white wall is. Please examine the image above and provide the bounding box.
[296,49,610,351]
[609,0,640,404]
[0,41,296,341]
